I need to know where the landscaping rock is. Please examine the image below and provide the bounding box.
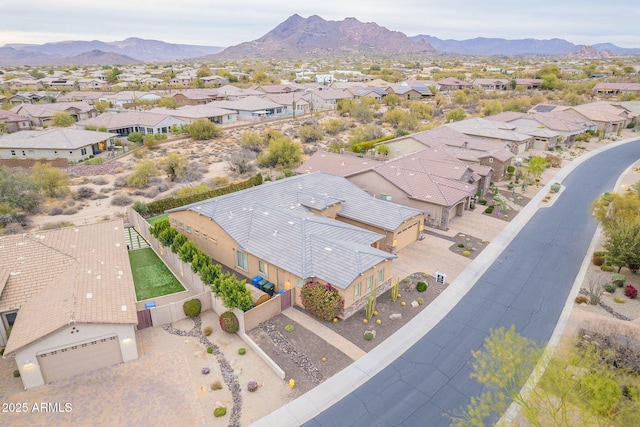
[389,313,402,320]
[411,300,419,308]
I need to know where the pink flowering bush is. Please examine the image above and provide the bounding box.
[300,281,344,321]
[624,284,638,299]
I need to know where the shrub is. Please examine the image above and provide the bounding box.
[603,283,617,293]
[211,381,223,390]
[364,331,375,341]
[206,346,213,354]
[593,251,607,257]
[611,274,626,287]
[550,182,561,193]
[202,325,213,336]
[219,311,239,333]
[284,324,295,332]
[614,296,626,303]
[214,407,227,417]
[238,348,246,355]
[592,256,605,266]
[575,295,588,304]
[624,284,638,299]
[300,281,344,321]
[13,370,20,378]
[478,198,487,205]
[247,381,259,392]
[183,299,202,317]
[132,201,149,215]
[463,250,471,257]
[484,206,494,214]
[75,186,95,200]
[416,297,424,305]
[110,194,133,206]
[457,243,465,248]
[416,281,428,292]
[600,265,614,272]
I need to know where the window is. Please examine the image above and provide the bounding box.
[258,260,268,276]
[178,222,184,229]
[2,311,17,330]
[354,282,361,298]
[10,150,15,156]
[209,237,217,244]
[296,279,303,287]
[186,225,191,233]
[488,157,494,163]
[81,148,87,155]
[377,269,384,284]
[366,276,373,291]
[171,219,176,225]
[236,250,248,271]
[195,230,199,236]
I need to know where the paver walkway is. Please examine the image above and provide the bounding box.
[282,308,366,361]
[125,226,150,250]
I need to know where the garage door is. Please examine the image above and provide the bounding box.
[396,222,420,250]
[37,336,122,384]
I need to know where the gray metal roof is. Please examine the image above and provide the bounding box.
[0,128,118,150]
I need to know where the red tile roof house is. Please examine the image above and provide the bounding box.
[296,149,479,230]
[0,221,139,389]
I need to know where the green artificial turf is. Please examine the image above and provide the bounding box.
[147,214,168,226]
[128,248,185,301]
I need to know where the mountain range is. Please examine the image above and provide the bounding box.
[1,15,638,66]
[0,37,224,66]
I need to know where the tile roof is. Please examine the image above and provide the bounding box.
[295,151,384,177]
[209,97,284,112]
[447,118,532,142]
[0,128,118,150]
[149,105,236,119]
[2,220,138,355]
[167,173,423,287]
[77,111,181,128]
[10,102,95,117]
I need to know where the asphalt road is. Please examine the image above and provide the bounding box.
[304,138,640,427]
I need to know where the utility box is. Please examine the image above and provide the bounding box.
[435,272,446,284]
[144,302,156,309]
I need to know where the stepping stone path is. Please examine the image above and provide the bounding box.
[164,317,243,427]
[125,227,150,250]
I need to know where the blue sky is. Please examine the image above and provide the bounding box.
[1,1,638,48]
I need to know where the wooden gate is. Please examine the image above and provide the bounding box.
[280,290,292,311]
[136,309,153,330]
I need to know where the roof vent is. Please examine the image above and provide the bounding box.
[86,293,93,299]
[10,271,20,276]
[273,230,278,236]
[121,305,127,312]
[324,247,333,251]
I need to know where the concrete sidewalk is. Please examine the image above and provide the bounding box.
[282,308,366,361]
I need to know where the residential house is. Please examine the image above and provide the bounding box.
[99,91,161,109]
[387,126,514,182]
[166,173,424,318]
[8,91,61,105]
[38,78,76,91]
[216,85,264,100]
[302,90,353,111]
[471,78,509,91]
[385,85,430,100]
[488,111,597,146]
[10,102,98,127]
[77,79,110,91]
[515,78,542,90]
[57,91,106,105]
[0,220,139,389]
[3,79,40,91]
[76,111,185,137]
[0,110,33,133]
[209,97,286,119]
[296,149,480,230]
[446,117,535,154]
[555,102,635,137]
[263,93,311,116]
[0,128,119,162]
[436,77,472,91]
[172,89,222,105]
[593,83,640,96]
[250,84,302,95]
[348,88,387,102]
[149,104,238,125]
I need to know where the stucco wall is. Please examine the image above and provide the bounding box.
[15,323,137,390]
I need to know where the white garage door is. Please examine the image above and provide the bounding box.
[37,336,122,384]
[396,222,420,250]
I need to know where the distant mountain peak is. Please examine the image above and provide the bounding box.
[213,14,436,59]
